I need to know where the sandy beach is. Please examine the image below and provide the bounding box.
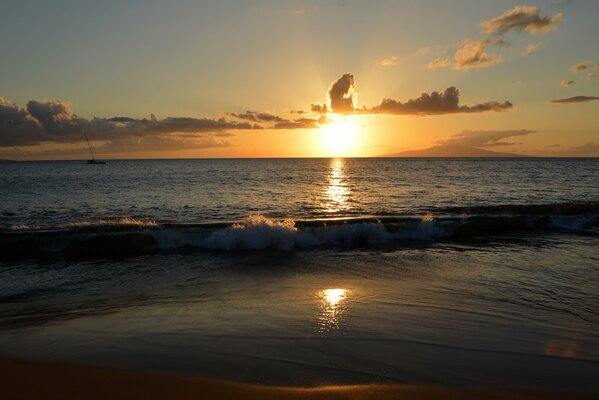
[2,358,596,400]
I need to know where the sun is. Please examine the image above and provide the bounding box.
[322,117,358,157]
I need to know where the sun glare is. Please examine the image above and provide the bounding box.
[322,117,358,156]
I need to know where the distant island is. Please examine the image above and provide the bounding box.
[381,144,531,157]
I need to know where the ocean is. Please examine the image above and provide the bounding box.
[1,158,598,389]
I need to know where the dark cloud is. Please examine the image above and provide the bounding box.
[0,96,259,148]
[364,86,512,115]
[0,97,44,146]
[481,5,563,35]
[549,96,599,104]
[229,111,287,123]
[570,62,596,72]
[273,116,327,130]
[310,103,328,114]
[437,129,535,147]
[328,73,355,113]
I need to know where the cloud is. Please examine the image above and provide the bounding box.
[311,74,513,116]
[312,73,356,114]
[0,96,260,148]
[549,96,599,104]
[560,80,574,87]
[273,116,327,130]
[329,73,356,113]
[380,56,398,66]
[364,86,513,115]
[427,57,451,70]
[588,72,598,80]
[522,43,540,56]
[0,97,44,146]
[566,142,599,154]
[310,103,328,114]
[437,129,535,147]
[481,5,563,35]
[418,47,430,55]
[570,62,596,72]
[454,40,502,70]
[95,133,233,153]
[229,111,287,123]
[541,141,599,156]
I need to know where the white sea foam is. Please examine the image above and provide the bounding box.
[67,217,158,229]
[154,214,449,251]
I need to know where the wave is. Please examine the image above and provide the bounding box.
[1,202,598,259]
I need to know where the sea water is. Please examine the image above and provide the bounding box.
[0,158,598,388]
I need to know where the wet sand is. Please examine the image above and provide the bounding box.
[1,358,595,400]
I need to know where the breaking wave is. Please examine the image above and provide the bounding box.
[1,202,598,259]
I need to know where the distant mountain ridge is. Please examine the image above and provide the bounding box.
[381,144,530,157]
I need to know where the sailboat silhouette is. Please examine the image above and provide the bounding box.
[83,132,106,164]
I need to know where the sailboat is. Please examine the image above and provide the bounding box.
[83,132,106,164]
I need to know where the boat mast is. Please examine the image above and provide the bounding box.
[83,131,96,161]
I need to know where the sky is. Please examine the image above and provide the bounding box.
[0,0,598,159]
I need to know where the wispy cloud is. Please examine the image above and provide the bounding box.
[418,47,430,55]
[560,80,574,87]
[570,61,596,72]
[437,129,535,147]
[454,40,502,70]
[450,5,560,71]
[588,72,598,80]
[481,5,563,35]
[380,56,399,66]
[426,57,451,70]
[522,43,541,56]
[549,96,599,104]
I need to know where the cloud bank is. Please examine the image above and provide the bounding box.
[311,74,512,116]
[437,129,534,147]
[364,86,512,115]
[0,96,259,149]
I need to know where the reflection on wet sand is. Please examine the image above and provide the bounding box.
[322,159,351,214]
[317,288,351,333]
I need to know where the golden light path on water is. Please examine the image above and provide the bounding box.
[317,288,351,333]
[322,158,352,214]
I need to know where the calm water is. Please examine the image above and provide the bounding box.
[1,158,599,228]
[0,158,598,389]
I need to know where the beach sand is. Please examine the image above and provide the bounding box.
[1,358,595,400]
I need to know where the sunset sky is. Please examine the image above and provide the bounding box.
[1,0,598,159]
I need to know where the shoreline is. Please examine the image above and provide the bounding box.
[1,358,596,400]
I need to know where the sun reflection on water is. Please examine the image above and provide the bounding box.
[322,159,352,214]
[317,288,351,333]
